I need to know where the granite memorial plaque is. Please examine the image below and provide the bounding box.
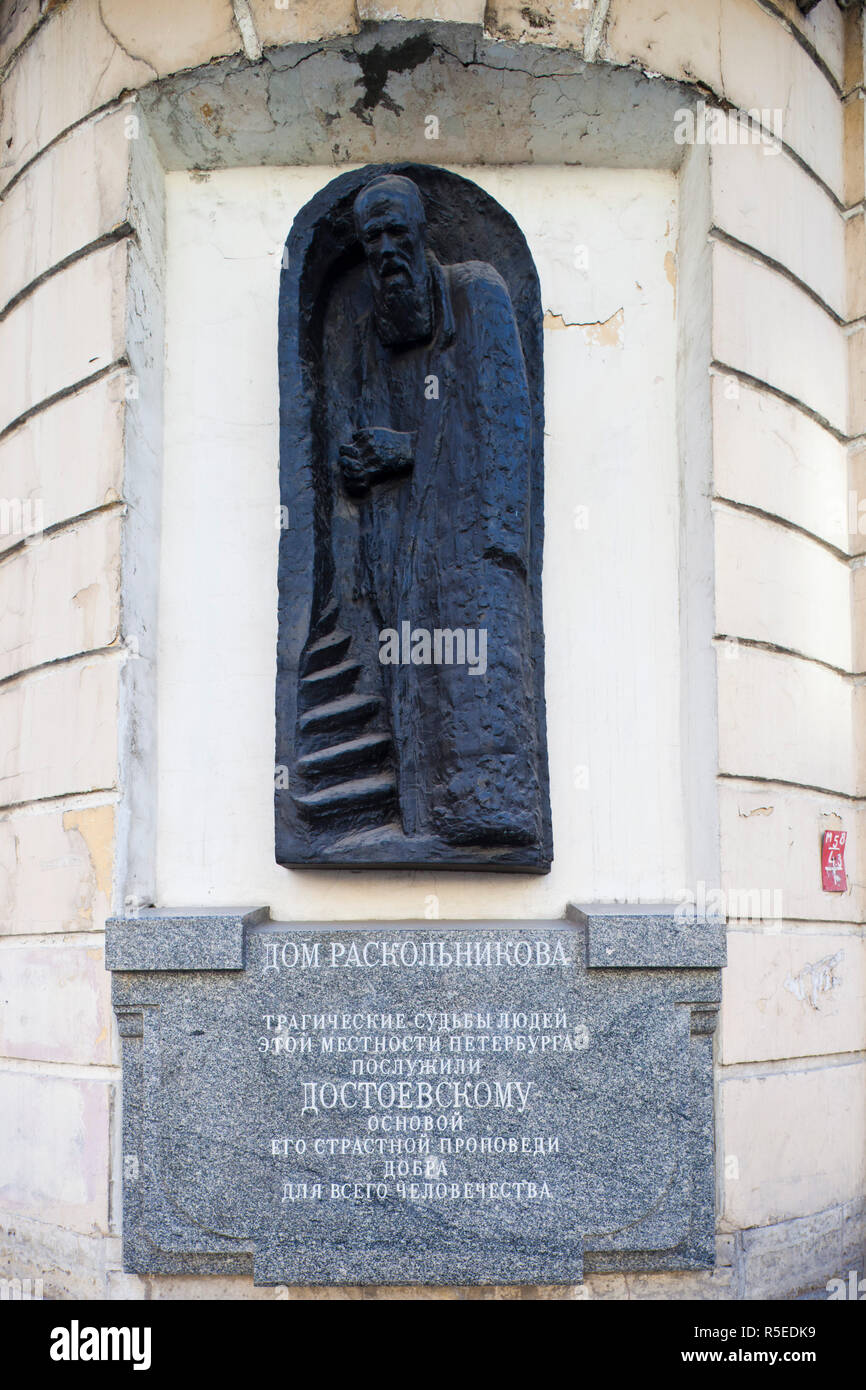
[275,164,552,873]
[108,907,724,1285]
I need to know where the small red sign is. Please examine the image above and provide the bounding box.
[821,830,847,892]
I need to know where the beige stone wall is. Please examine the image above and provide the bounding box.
[0,0,863,1300]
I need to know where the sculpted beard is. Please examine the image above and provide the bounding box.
[371,254,434,348]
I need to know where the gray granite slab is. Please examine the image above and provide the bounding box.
[109,911,723,1285]
[105,906,268,971]
[568,904,727,969]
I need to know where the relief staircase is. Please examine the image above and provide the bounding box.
[293,602,396,826]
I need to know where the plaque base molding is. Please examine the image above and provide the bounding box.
[107,905,725,1286]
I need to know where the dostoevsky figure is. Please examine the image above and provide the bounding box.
[321,173,545,853]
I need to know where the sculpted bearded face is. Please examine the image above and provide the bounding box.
[354,176,433,348]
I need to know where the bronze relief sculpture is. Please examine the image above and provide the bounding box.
[276,165,551,870]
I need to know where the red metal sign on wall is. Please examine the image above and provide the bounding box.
[821,830,847,892]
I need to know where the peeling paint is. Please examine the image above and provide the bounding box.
[784,951,844,1010]
[520,7,554,30]
[738,805,774,818]
[72,582,100,611]
[62,806,114,902]
[664,248,676,315]
[543,307,623,346]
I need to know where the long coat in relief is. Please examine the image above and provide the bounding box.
[324,254,543,849]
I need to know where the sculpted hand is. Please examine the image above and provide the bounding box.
[339,429,414,497]
[353,428,414,480]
